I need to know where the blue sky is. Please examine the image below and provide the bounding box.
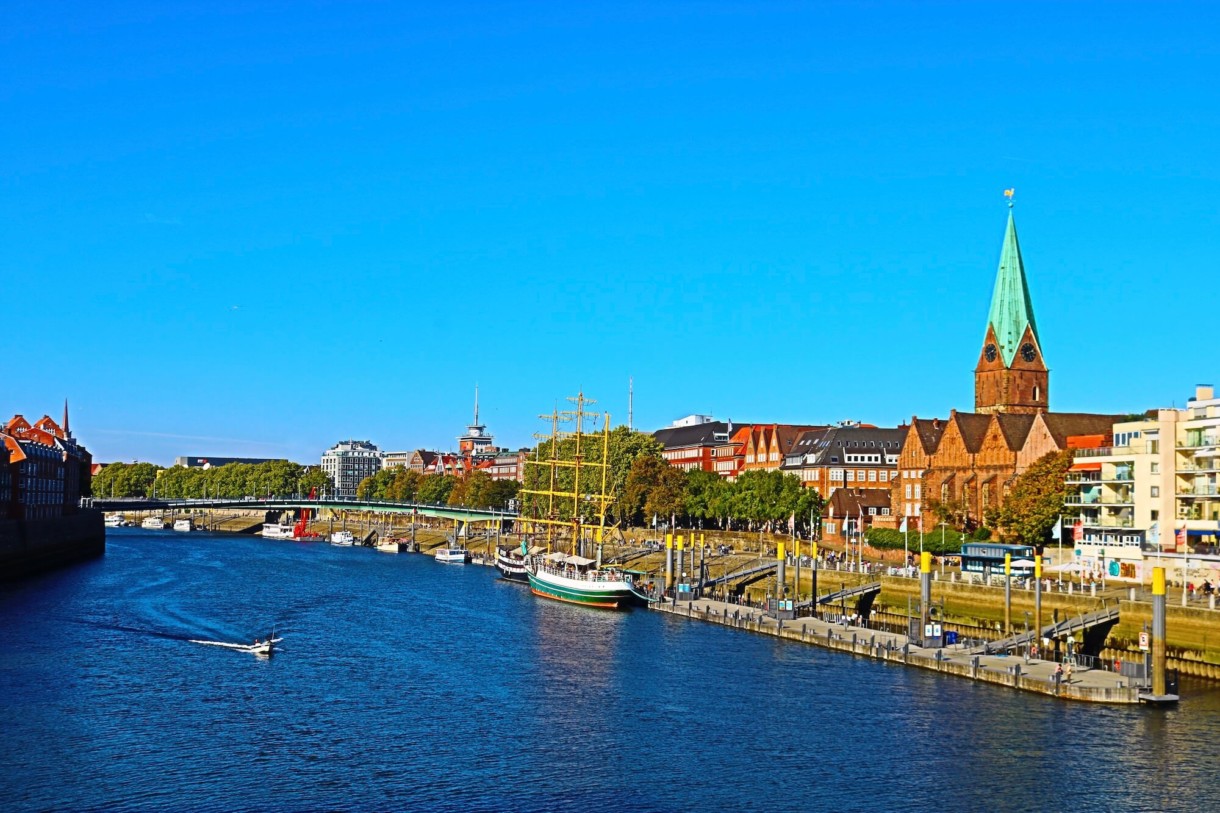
[3,1,1218,465]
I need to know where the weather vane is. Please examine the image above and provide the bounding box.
[1004,187,1015,208]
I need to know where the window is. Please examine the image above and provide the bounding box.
[868,470,877,482]
[846,470,855,481]
[881,508,890,515]
[878,471,888,483]
[868,507,877,516]
[825,522,836,535]
[905,484,912,499]
[1151,462,1159,474]
[914,485,921,499]
[1151,486,1159,498]
[858,470,865,481]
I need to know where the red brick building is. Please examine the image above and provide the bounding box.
[2,406,92,521]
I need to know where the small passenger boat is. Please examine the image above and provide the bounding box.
[434,546,470,565]
[141,516,165,530]
[172,519,193,532]
[330,530,356,546]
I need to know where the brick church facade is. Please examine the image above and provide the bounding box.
[886,204,1123,533]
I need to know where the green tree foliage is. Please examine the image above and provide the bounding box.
[996,449,1074,547]
[94,460,333,499]
[521,426,662,524]
[416,474,457,505]
[385,468,421,502]
[865,526,967,554]
[92,462,159,498]
[683,469,729,522]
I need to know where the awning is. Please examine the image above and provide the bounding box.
[1069,462,1102,472]
[564,554,596,566]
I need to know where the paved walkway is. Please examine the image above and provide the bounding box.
[661,597,1139,698]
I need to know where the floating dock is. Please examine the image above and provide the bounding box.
[654,597,1147,704]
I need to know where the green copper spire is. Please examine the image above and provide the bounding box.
[985,206,1039,366]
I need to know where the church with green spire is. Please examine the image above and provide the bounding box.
[974,204,1049,414]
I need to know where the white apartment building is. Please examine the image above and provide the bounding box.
[321,440,382,497]
[1067,385,1220,586]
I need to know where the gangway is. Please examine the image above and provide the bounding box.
[973,605,1121,657]
[701,560,779,595]
[797,581,882,622]
[606,548,652,566]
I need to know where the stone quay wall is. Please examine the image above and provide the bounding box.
[0,510,105,579]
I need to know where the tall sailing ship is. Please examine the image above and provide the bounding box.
[518,392,652,610]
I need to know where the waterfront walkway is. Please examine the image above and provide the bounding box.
[655,596,1145,704]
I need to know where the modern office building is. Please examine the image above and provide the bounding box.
[321,440,382,497]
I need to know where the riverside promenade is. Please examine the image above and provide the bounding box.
[654,596,1144,704]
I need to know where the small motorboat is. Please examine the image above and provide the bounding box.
[243,636,282,657]
[434,546,470,564]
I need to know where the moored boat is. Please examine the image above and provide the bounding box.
[434,546,470,564]
[376,538,406,553]
[141,516,165,530]
[526,553,645,609]
[495,543,538,583]
[172,519,193,532]
[104,513,125,527]
[330,530,356,546]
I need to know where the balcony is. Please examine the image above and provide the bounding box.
[1065,475,1101,485]
[1177,485,1219,498]
[1177,436,1220,450]
[1074,447,1116,458]
[1065,495,1134,506]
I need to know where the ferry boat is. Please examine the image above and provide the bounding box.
[330,530,356,546]
[141,517,165,530]
[262,523,295,539]
[104,513,125,527]
[434,546,470,565]
[526,553,646,609]
[172,519,193,532]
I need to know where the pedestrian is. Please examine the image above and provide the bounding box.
[1065,661,1073,684]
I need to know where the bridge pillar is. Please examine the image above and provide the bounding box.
[810,543,818,617]
[1034,556,1043,652]
[665,533,673,591]
[676,535,685,591]
[1004,553,1012,636]
[776,541,786,597]
[1152,566,1167,697]
[919,552,932,644]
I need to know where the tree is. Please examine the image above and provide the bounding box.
[92,462,159,498]
[996,449,1074,547]
[684,469,729,524]
[416,474,456,505]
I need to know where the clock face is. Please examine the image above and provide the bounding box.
[985,343,998,363]
[1020,342,1036,362]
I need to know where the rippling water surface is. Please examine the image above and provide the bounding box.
[2,527,1218,812]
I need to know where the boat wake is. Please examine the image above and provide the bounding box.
[189,636,284,655]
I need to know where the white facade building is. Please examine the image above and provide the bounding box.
[1067,385,1220,586]
[321,440,382,497]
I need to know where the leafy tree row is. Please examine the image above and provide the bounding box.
[92,460,331,499]
[356,468,520,510]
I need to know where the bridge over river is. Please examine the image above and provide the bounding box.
[88,496,517,526]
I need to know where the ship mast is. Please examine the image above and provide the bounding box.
[518,390,613,557]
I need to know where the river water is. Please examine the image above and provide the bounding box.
[1,527,1217,812]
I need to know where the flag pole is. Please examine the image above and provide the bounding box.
[903,515,909,577]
